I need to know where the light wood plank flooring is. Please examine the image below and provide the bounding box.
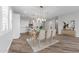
[8,33,79,53]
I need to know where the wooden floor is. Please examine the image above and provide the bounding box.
[8,33,79,53]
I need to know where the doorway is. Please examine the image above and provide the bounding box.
[62,20,75,37]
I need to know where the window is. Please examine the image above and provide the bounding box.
[2,6,9,31]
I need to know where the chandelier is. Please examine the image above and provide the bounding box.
[40,6,43,8]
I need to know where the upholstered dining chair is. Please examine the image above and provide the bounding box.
[37,30,45,46]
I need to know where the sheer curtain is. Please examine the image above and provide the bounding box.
[1,6,12,33]
[2,6,9,31]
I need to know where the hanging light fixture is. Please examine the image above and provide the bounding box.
[40,6,43,8]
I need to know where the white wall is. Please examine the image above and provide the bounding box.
[20,17,29,33]
[12,12,20,39]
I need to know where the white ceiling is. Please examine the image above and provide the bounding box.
[11,6,79,19]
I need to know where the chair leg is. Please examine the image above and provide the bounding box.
[51,31,53,39]
[38,39,40,47]
[45,31,47,43]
